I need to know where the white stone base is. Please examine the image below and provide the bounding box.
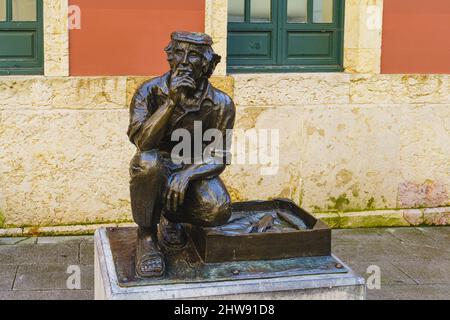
[94,228,366,300]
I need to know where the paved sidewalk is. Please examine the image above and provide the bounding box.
[0,236,94,300]
[333,227,450,300]
[0,227,449,300]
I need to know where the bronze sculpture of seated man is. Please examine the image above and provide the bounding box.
[127,32,236,277]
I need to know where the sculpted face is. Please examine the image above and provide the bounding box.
[169,41,209,83]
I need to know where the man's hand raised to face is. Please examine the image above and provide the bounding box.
[168,71,196,106]
[165,172,190,213]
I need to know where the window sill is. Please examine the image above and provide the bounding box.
[227,65,344,74]
[0,67,44,75]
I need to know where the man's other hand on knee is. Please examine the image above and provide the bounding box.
[166,172,190,213]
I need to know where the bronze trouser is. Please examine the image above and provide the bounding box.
[129,150,232,228]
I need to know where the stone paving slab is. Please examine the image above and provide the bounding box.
[341,260,417,286]
[0,244,79,265]
[385,227,439,245]
[366,284,450,300]
[332,237,415,263]
[0,289,94,300]
[333,227,450,263]
[390,259,450,285]
[0,265,17,291]
[426,228,450,244]
[0,238,27,245]
[384,232,450,261]
[428,227,450,237]
[398,243,449,261]
[13,264,94,291]
[332,228,389,237]
[0,227,448,300]
[37,236,94,244]
[80,243,94,265]
[384,228,450,254]
[14,237,38,245]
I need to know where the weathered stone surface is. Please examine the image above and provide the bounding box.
[0,228,23,237]
[0,289,94,300]
[402,209,424,226]
[290,208,450,229]
[394,259,450,284]
[43,0,69,76]
[204,0,228,75]
[343,0,383,73]
[398,104,450,208]
[0,238,27,245]
[222,106,302,203]
[14,264,94,291]
[332,233,413,263]
[0,71,449,228]
[427,226,450,243]
[0,265,17,290]
[0,223,131,237]
[350,75,449,104]
[337,211,411,229]
[0,109,133,227]
[343,0,361,49]
[0,244,78,265]
[344,0,383,50]
[209,37,228,76]
[398,182,448,209]
[80,242,94,265]
[342,260,416,286]
[3,227,449,300]
[301,105,400,212]
[204,0,227,41]
[0,77,127,109]
[385,227,450,252]
[423,208,450,226]
[44,0,68,35]
[233,74,351,106]
[15,237,37,245]
[344,48,381,74]
[367,284,450,301]
[22,224,118,236]
[37,235,94,244]
[44,33,69,77]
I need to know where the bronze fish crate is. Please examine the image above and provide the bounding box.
[189,199,331,263]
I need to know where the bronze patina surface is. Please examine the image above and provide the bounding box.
[190,200,331,263]
[106,227,347,288]
[127,31,235,278]
[125,31,334,280]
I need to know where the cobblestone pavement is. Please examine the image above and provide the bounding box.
[0,227,449,300]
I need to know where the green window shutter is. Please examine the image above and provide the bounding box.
[0,0,44,75]
[228,0,278,66]
[227,0,344,73]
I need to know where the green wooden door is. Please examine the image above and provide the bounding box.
[228,0,344,73]
[0,0,44,75]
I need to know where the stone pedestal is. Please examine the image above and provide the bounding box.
[94,227,365,300]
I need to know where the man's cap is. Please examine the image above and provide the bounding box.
[171,31,214,46]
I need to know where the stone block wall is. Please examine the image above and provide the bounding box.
[0,76,234,228]
[0,74,448,230]
[228,73,450,228]
[0,0,449,233]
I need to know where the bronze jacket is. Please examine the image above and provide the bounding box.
[128,72,236,165]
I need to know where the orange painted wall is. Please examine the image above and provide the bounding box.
[69,0,205,76]
[381,0,450,74]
